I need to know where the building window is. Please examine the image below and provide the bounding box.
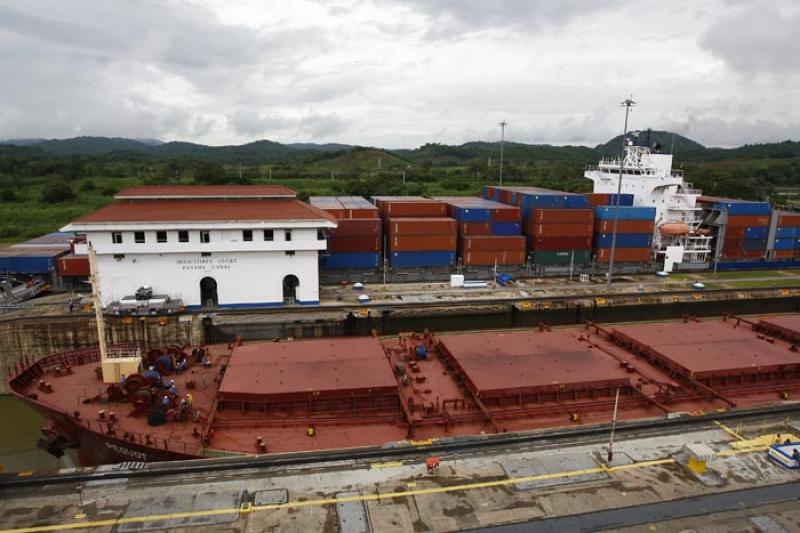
[201,252,212,257]
[134,231,145,244]
[317,229,325,240]
[156,231,167,243]
[263,229,274,241]
[111,232,123,244]
[285,251,295,256]
[242,230,253,242]
[200,231,210,243]
[178,230,189,243]
[284,230,292,242]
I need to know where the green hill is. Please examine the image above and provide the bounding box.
[595,130,705,156]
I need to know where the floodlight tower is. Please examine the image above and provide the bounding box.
[606,96,636,289]
[499,120,508,186]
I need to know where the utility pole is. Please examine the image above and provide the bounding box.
[499,120,508,186]
[607,388,620,464]
[606,96,635,290]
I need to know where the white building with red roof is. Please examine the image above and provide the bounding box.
[61,185,337,308]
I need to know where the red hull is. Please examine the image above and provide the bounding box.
[21,396,198,465]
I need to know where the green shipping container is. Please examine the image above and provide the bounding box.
[531,249,592,265]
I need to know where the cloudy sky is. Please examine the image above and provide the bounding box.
[0,0,798,148]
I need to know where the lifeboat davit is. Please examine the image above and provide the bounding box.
[658,223,690,236]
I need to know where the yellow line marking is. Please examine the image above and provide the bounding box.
[370,461,404,470]
[410,439,434,446]
[0,436,777,533]
[714,420,745,441]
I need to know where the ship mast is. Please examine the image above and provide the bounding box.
[87,242,108,361]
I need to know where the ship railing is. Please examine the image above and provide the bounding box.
[82,416,199,456]
[8,343,141,383]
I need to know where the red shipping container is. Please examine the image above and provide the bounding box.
[391,234,456,251]
[529,223,593,238]
[328,235,381,252]
[331,218,381,237]
[595,248,651,262]
[778,213,800,227]
[345,208,379,219]
[721,249,764,259]
[586,193,611,207]
[772,250,796,259]
[388,218,456,236]
[726,215,770,227]
[463,250,526,266]
[491,206,521,222]
[723,227,747,239]
[381,201,447,218]
[459,222,493,236]
[320,208,347,219]
[461,236,525,252]
[530,208,594,224]
[531,236,592,250]
[57,254,90,277]
[595,219,655,233]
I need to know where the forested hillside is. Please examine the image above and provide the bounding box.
[1,132,799,243]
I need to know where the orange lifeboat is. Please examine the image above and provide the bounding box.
[658,223,690,236]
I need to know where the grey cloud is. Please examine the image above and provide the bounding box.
[227,111,349,139]
[699,2,800,73]
[390,0,618,39]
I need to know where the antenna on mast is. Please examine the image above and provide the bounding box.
[606,96,636,290]
[499,120,508,186]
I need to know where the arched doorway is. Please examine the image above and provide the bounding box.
[200,276,218,308]
[282,275,299,304]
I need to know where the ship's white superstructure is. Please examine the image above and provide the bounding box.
[585,141,712,272]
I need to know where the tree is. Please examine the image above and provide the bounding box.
[41,182,75,203]
[193,161,227,183]
[80,180,96,191]
[0,189,17,202]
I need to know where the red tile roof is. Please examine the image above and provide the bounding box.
[66,199,337,225]
[115,185,296,199]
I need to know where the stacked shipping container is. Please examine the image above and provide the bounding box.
[584,193,635,207]
[309,196,382,269]
[437,197,525,266]
[593,206,656,263]
[698,197,772,261]
[772,212,800,259]
[483,186,594,266]
[371,197,456,268]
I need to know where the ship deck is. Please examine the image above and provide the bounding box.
[10,314,800,464]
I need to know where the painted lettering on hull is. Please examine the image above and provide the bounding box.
[105,441,148,461]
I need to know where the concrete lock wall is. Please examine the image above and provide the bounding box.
[0,314,203,394]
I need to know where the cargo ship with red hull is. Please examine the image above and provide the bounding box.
[10,313,800,466]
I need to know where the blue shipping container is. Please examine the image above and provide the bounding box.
[713,201,772,216]
[594,206,657,221]
[744,226,768,239]
[321,252,380,270]
[491,222,522,235]
[0,255,57,274]
[453,207,493,222]
[594,233,653,248]
[773,238,800,251]
[390,251,455,268]
[742,238,767,251]
[776,227,799,239]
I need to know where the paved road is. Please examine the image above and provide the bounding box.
[469,481,800,532]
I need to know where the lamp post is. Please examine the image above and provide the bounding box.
[606,96,636,289]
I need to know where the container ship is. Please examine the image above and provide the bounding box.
[10,311,800,465]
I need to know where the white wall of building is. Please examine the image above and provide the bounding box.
[96,249,321,307]
[85,225,328,308]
